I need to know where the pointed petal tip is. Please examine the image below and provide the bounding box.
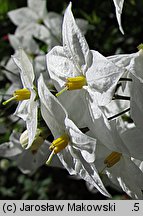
[120,27,124,35]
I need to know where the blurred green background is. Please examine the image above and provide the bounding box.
[0,0,142,199]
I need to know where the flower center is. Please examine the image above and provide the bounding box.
[56,76,86,97]
[2,88,31,105]
[104,151,122,168]
[46,134,69,165]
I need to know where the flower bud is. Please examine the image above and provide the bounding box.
[20,128,47,151]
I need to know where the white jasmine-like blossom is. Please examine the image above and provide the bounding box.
[8,0,48,39]
[112,0,125,34]
[0,131,62,175]
[46,2,127,154]
[96,143,143,199]
[2,53,47,104]
[90,118,143,199]
[8,0,89,51]
[1,34,42,98]
[47,2,125,107]
[3,49,38,149]
[38,75,110,197]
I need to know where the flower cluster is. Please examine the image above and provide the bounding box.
[1,1,143,199]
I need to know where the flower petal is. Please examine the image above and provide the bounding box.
[28,0,47,19]
[130,76,143,131]
[9,34,40,55]
[25,97,38,149]
[130,50,143,83]
[46,46,76,88]
[8,8,38,26]
[122,126,143,160]
[0,142,22,157]
[86,50,125,105]
[70,147,111,197]
[12,49,34,88]
[62,2,92,75]
[65,117,96,163]
[106,157,143,199]
[113,0,124,34]
[38,75,67,138]
[58,148,77,175]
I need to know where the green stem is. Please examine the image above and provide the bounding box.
[108,108,130,121]
[119,78,132,82]
[113,94,130,101]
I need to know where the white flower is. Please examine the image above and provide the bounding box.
[38,74,110,197]
[46,3,126,154]
[8,0,48,36]
[113,0,124,34]
[8,0,89,51]
[3,49,38,149]
[93,117,143,199]
[47,2,125,106]
[0,131,61,175]
[93,126,143,199]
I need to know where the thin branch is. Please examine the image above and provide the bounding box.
[119,78,132,82]
[108,108,130,121]
[113,94,130,101]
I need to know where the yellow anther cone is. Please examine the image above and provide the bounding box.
[46,134,69,165]
[104,152,122,168]
[3,88,31,105]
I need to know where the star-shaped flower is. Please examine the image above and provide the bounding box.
[38,74,110,197]
[47,3,125,107]
[91,119,143,199]
[3,49,38,149]
[8,0,48,39]
[46,3,126,154]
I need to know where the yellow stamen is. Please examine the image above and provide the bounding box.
[46,150,55,165]
[104,151,122,168]
[56,86,68,97]
[13,88,31,101]
[56,76,86,97]
[46,134,69,165]
[50,134,69,154]
[66,76,87,90]
[2,95,18,105]
[2,88,31,105]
